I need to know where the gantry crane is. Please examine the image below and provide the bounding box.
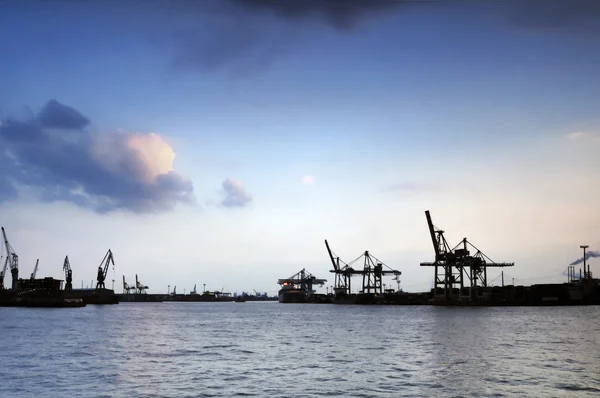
[135,274,148,294]
[122,276,132,294]
[30,259,39,280]
[325,239,353,296]
[63,256,73,291]
[325,240,401,297]
[2,227,19,290]
[420,210,514,300]
[96,249,114,290]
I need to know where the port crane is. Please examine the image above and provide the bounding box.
[325,239,353,296]
[420,210,514,300]
[96,249,114,290]
[63,256,73,291]
[122,276,133,294]
[135,274,148,294]
[190,284,197,294]
[325,240,401,297]
[2,227,19,289]
[30,259,39,279]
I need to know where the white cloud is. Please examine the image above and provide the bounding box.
[566,131,599,141]
[301,175,314,185]
[220,177,252,208]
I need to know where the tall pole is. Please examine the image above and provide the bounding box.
[501,271,504,287]
[581,245,589,279]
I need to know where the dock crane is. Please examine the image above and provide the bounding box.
[30,259,39,279]
[420,210,514,300]
[190,284,197,294]
[325,239,353,297]
[2,227,19,289]
[135,274,148,294]
[63,256,72,291]
[419,210,461,299]
[96,249,114,290]
[122,276,133,294]
[325,239,401,297]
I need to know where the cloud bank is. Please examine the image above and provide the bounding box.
[0,99,194,213]
[231,0,406,29]
[32,1,598,76]
[220,177,252,208]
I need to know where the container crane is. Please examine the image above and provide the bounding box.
[420,210,514,300]
[325,239,353,296]
[122,276,133,294]
[63,256,72,291]
[419,210,462,298]
[96,249,114,290]
[135,274,148,294]
[30,259,39,279]
[325,240,401,297]
[1,227,19,289]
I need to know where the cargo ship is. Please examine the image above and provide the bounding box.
[0,277,85,308]
[277,268,326,303]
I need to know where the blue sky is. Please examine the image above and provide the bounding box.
[1,0,599,294]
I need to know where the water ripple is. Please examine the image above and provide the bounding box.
[1,303,600,397]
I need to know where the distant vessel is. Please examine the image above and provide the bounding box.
[277,269,326,303]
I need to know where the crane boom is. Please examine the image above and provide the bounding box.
[425,210,440,259]
[324,239,339,271]
[30,259,39,279]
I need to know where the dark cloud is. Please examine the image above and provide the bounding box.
[231,0,407,29]
[501,0,600,30]
[220,177,252,208]
[0,100,195,213]
[163,0,411,73]
[37,99,90,130]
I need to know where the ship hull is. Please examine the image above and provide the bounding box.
[278,288,308,303]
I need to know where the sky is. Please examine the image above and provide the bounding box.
[1,0,599,294]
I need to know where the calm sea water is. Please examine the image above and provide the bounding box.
[1,303,599,397]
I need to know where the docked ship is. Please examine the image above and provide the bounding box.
[0,277,85,308]
[277,268,326,303]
